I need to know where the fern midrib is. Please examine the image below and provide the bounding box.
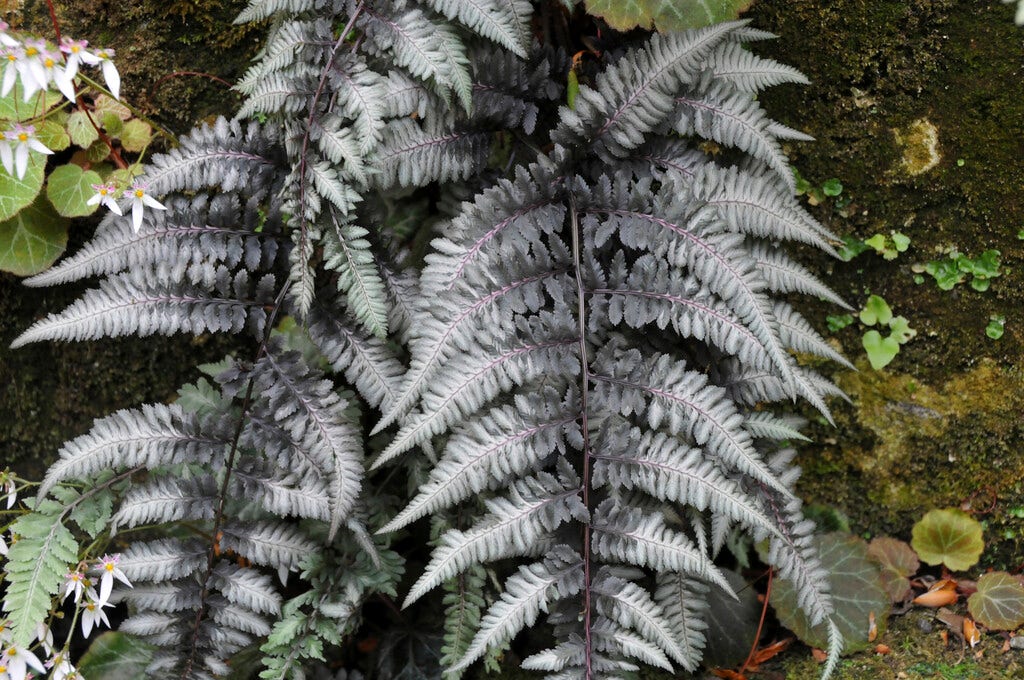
[567,191,596,676]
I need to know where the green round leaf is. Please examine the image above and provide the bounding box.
[867,537,920,602]
[120,118,153,153]
[35,119,71,152]
[0,151,46,222]
[67,109,100,148]
[0,196,70,276]
[862,330,900,370]
[585,0,753,32]
[86,139,112,163]
[911,508,984,571]
[0,83,63,121]
[821,178,843,196]
[771,532,890,653]
[968,572,1024,631]
[46,164,103,218]
[859,294,893,326]
[100,111,124,136]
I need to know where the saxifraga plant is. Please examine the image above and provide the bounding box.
[6,1,854,677]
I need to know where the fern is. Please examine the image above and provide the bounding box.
[9,3,851,678]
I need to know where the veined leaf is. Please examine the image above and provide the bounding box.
[911,508,984,572]
[586,0,753,33]
[968,572,1024,631]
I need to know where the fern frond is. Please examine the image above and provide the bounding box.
[220,520,318,570]
[11,269,275,349]
[451,546,584,672]
[752,242,851,309]
[323,210,390,338]
[112,476,218,532]
[423,0,531,57]
[593,573,687,667]
[36,404,220,500]
[235,0,318,23]
[380,388,578,533]
[2,500,79,647]
[591,504,734,597]
[706,41,809,93]
[674,75,795,191]
[403,470,585,607]
[375,117,491,189]
[555,22,744,158]
[359,3,472,109]
[248,343,364,539]
[653,573,708,672]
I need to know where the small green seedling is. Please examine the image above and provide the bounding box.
[863,231,910,260]
[838,235,870,262]
[1017,228,1024,241]
[986,314,1005,340]
[915,249,1001,292]
[859,295,915,370]
[792,167,844,207]
[826,314,856,332]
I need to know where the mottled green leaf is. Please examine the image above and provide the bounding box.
[911,508,984,572]
[867,537,920,602]
[79,632,154,680]
[46,164,103,217]
[93,94,132,121]
[772,532,890,653]
[585,0,752,32]
[67,109,100,148]
[0,196,69,276]
[968,572,1024,631]
[100,111,124,135]
[120,119,153,152]
[35,119,71,152]
[86,139,112,163]
[0,151,46,221]
[0,83,62,121]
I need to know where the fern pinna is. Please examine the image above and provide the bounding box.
[8,1,849,678]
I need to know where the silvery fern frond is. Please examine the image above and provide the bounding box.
[380,21,845,678]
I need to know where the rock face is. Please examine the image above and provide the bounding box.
[748,0,1024,567]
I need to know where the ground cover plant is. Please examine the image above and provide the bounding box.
[6,0,1022,678]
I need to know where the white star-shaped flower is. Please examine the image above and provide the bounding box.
[95,553,132,605]
[86,183,123,215]
[127,182,165,232]
[80,598,111,639]
[0,644,45,680]
[1,124,53,180]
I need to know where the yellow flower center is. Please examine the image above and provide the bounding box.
[105,563,115,571]
[25,47,38,57]
[44,57,55,67]
[86,603,95,611]
[134,189,144,198]
[17,133,28,143]
[71,46,80,53]
[99,189,109,196]
[5,54,15,62]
